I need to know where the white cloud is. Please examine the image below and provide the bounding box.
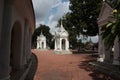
[51,1,61,8]
[32,0,70,33]
[32,0,61,25]
[90,36,98,43]
[52,2,70,21]
[48,21,58,34]
[47,1,70,34]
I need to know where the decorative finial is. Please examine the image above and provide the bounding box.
[83,1,86,4]
[41,30,43,35]
[89,37,92,43]
[61,20,63,28]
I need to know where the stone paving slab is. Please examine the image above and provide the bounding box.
[32,49,100,80]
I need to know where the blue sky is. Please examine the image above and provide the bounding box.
[62,0,69,2]
[32,0,98,43]
[32,0,70,32]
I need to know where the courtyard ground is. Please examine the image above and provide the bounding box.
[31,49,112,80]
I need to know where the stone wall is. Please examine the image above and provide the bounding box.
[0,0,35,80]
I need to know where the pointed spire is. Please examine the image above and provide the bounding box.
[83,0,86,4]
[40,30,43,35]
[60,20,65,31]
[103,0,105,2]
[89,37,92,43]
[61,20,63,28]
[40,30,44,37]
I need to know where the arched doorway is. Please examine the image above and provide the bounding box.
[10,21,23,71]
[62,39,66,50]
[42,42,44,49]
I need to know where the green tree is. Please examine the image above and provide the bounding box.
[32,24,53,48]
[107,0,120,10]
[69,0,102,36]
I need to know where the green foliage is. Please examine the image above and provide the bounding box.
[102,9,120,49]
[106,0,120,11]
[32,24,53,48]
[77,39,84,48]
[69,0,102,36]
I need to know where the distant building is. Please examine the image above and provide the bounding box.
[37,31,47,50]
[0,0,35,80]
[85,38,94,50]
[54,22,72,54]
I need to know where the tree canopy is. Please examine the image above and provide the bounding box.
[107,0,120,11]
[69,0,102,36]
[32,24,53,48]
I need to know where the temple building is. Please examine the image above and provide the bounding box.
[37,31,47,50]
[0,0,35,80]
[97,1,120,65]
[54,22,72,54]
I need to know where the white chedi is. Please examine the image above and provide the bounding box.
[37,31,46,49]
[55,24,69,38]
[54,22,71,54]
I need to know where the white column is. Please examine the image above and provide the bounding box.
[45,40,46,49]
[37,40,39,49]
[68,39,69,50]
[54,39,57,50]
[40,41,42,49]
[97,27,104,62]
[113,36,120,65]
[44,40,46,49]
[59,38,62,51]
[65,38,69,51]
[37,37,39,49]
[65,39,67,51]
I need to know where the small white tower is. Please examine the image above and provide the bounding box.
[54,22,72,54]
[37,31,47,50]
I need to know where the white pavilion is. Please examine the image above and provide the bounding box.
[37,31,47,50]
[54,22,72,54]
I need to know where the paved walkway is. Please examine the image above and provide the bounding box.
[32,49,100,80]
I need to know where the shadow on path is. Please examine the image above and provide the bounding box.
[78,55,114,80]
